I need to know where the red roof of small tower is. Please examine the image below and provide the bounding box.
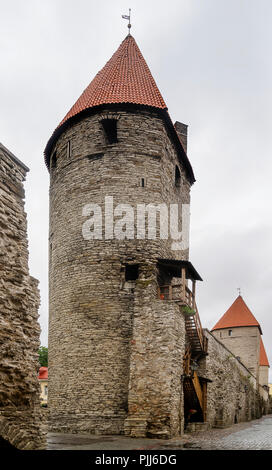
[38,367,48,380]
[211,296,262,334]
[58,34,167,128]
[259,338,270,367]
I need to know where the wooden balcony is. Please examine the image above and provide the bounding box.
[158,283,196,307]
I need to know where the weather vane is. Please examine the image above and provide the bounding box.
[122,8,131,35]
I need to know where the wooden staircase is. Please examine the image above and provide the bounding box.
[183,306,208,357]
[183,372,207,423]
[157,280,208,357]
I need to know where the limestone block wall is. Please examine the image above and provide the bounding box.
[48,107,191,434]
[259,365,269,388]
[0,144,45,449]
[212,326,261,380]
[124,264,186,439]
[200,330,263,428]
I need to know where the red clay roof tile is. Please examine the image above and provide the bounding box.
[211,295,262,333]
[38,367,48,380]
[58,34,167,128]
[260,337,270,367]
[44,35,196,183]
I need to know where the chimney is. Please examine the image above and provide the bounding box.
[174,121,188,153]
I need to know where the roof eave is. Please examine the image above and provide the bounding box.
[44,104,196,184]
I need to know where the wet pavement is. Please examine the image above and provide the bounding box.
[185,415,272,450]
[47,415,272,450]
[47,433,188,450]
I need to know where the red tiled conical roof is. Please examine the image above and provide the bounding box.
[211,296,262,333]
[44,35,195,183]
[259,338,270,367]
[58,34,167,128]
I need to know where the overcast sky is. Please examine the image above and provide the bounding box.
[1,0,272,379]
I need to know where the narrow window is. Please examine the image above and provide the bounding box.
[175,165,181,187]
[228,330,232,336]
[125,264,139,281]
[50,242,53,263]
[51,151,57,169]
[141,178,145,187]
[101,119,118,144]
[67,140,71,158]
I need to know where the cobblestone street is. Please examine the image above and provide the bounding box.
[185,415,272,450]
[47,415,272,450]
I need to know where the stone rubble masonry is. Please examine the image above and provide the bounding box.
[174,122,188,154]
[48,107,190,437]
[0,143,46,449]
[212,326,261,381]
[124,271,186,438]
[259,365,269,389]
[200,330,266,428]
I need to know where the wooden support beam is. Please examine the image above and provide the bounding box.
[181,267,186,303]
[202,381,207,422]
[192,371,203,411]
[192,280,196,310]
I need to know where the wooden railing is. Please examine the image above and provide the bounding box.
[191,304,205,352]
[158,283,208,355]
[158,284,188,301]
[183,345,191,376]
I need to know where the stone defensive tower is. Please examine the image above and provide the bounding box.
[211,295,269,384]
[45,35,206,437]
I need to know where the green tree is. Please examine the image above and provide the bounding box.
[38,346,48,367]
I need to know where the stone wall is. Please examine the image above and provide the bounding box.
[259,365,269,388]
[212,326,261,380]
[0,143,46,449]
[124,264,186,439]
[200,330,263,428]
[48,107,191,434]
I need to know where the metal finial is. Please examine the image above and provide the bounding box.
[122,8,131,35]
[237,287,241,296]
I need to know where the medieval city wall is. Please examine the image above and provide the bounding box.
[201,329,263,428]
[0,144,46,449]
[211,326,261,380]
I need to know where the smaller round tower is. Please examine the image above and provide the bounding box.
[211,295,263,381]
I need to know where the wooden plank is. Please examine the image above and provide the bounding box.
[192,280,196,309]
[202,381,207,421]
[181,267,186,303]
[192,371,203,410]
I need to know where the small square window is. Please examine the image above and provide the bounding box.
[125,264,139,281]
[228,330,232,336]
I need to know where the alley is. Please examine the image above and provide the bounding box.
[47,415,272,450]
